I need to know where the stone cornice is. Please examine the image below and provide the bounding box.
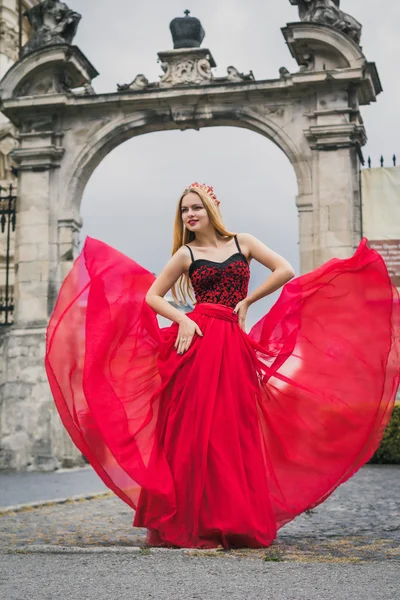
[58,215,83,229]
[0,66,379,126]
[11,146,65,170]
[304,123,367,150]
[282,22,365,69]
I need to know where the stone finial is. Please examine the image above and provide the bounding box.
[169,10,205,49]
[21,0,82,58]
[289,0,362,44]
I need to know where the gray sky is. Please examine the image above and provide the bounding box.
[70,0,400,326]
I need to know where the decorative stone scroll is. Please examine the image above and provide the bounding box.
[158,48,215,87]
[117,51,254,92]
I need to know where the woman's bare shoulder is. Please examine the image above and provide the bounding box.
[175,244,194,271]
[236,232,257,246]
[236,232,255,241]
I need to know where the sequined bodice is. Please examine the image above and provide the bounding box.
[186,236,250,309]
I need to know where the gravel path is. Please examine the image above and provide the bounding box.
[1,465,399,562]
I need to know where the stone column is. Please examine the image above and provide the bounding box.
[0,1,19,307]
[281,22,380,267]
[313,145,362,264]
[0,140,54,469]
[12,129,64,324]
[0,131,83,470]
[306,133,364,265]
[305,98,365,265]
[0,36,98,469]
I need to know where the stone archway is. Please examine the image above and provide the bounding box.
[0,5,381,469]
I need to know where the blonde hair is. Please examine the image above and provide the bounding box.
[171,186,237,306]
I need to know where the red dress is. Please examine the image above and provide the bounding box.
[45,235,400,549]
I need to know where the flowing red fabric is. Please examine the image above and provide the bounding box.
[45,237,400,548]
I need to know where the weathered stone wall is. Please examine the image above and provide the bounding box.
[0,326,84,470]
[0,328,51,469]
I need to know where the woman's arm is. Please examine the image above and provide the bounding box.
[145,246,190,323]
[240,233,295,306]
[145,247,204,355]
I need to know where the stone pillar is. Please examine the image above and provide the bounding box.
[0,1,19,308]
[0,38,98,469]
[0,141,54,469]
[0,0,55,470]
[11,121,66,320]
[305,112,365,265]
[281,22,381,267]
[0,133,84,470]
[313,145,362,264]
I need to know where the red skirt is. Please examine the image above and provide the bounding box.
[45,237,400,549]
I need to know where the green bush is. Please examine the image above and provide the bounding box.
[369,403,400,464]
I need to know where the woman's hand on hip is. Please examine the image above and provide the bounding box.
[174,316,203,354]
[233,299,249,331]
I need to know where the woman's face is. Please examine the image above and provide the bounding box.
[181,192,209,232]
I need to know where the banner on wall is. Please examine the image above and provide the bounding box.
[362,166,400,287]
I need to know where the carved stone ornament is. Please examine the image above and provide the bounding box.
[289,0,362,44]
[224,66,255,83]
[0,123,18,181]
[21,0,81,58]
[117,55,254,93]
[117,75,148,92]
[16,70,75,97]
[279,67,292,80]
[158,48,215,87]
[77,82,96,95]
[298,53,315,72]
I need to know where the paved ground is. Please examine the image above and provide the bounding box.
[0,466,107,508]
[0,465,399,599]
[1,555,398,600]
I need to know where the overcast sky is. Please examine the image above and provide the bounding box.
[69,0,400,326]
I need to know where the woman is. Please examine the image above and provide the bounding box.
[45,182,399,550]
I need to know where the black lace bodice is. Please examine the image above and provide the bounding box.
[185,235,250,309]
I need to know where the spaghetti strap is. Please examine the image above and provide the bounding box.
[234,234,242,254]
[185,244,195,262]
